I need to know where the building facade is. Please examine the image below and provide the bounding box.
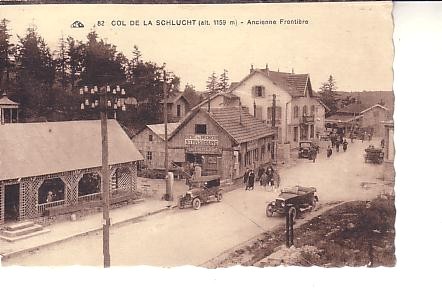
[168,107,276,179]
[325,103,389,136]
[0,120,142,224]
[161,92,192,122]
[132,123,181,169]
[228,66,327,144]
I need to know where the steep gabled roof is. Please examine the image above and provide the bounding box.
[337,102,389,115]
[168,107,275,145]
[229,69,311,98]
[207,107,275,144]
[0,120,143,181]
[191,92,240,111]
[146,122,181,141]
[160,92,191,104]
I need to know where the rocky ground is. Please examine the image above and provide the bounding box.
[207,194,395,268]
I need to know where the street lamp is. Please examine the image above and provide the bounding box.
[80,84,126,268]
[159,64,175,201]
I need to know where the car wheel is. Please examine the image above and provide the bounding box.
[216,192,223,202]
[266,204,273,217]
[311,198,318,211]
[192,198,201,210]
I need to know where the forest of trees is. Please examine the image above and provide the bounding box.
[0,19,181,130]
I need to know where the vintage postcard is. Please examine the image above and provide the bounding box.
[0,0,396,275]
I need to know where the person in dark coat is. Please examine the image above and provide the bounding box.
[260,172,268,187]
[257,166,265,184]
[343,139,348,152]
[310,148,317,163]
[327,146,333,158]
[335,140,340,152]
[243,169,250,190]
[381,138,385,149]
[248,170,256,190]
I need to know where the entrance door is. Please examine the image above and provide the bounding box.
[5,184,20,222]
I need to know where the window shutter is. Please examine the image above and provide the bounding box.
[252,86,255,97]
[262,86,266,98]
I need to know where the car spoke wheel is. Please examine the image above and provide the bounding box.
[192,198,201,210]
[311,199,318,211]
[216,192,223,202]
[266,204,273,217]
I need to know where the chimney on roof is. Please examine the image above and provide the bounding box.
[250,64,254,74]
[265,63,269,76]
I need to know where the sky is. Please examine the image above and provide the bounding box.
[2,2,394,92]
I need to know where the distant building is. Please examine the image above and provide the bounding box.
[160,92,192,122]
[192,92,241,110]
[0,120,143,224]
[325,102,389,136]
[0,93,19,124]
[132,122,181,169]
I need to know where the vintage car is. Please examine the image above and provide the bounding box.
[179,175,223,210]
[364,145,384,164]
[298,141,319,159]
[266,185,319,219]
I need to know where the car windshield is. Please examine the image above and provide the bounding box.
[300,142,311,148]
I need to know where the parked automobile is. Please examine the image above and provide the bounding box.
[179,175,222,210]
[298,141,319,159]
[364,145,384,164]
[266,185,319,219]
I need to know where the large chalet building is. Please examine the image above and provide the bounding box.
[197,65,328,161]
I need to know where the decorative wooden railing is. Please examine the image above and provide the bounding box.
[37,199,66,214]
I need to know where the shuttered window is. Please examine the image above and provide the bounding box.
[253,85,265,97]
[293,106,299,118]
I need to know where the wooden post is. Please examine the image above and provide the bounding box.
[163,68,171,201]
[101,89,111,268]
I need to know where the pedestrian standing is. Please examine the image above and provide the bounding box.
[257,165,264,183]
[331,135,335,148]
[248,170,255,190]
[381,138,385,149]
[310,148,317,163]
[336,140,340,152]
[368,132,373,141]
[260,172,268,187]
[343,139,348,152]
[273,170,280,189]
[327,146,333,158]
[362,131,366,143]
[243,168,250,190]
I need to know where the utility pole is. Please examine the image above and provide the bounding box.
[101,87,111,268]
[163,67,171,201]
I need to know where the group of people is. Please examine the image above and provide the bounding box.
[244,165,280,191]
[327,136,349,158]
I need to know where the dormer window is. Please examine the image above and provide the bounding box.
[252,86,265,98]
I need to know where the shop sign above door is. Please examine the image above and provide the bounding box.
[185,135,221,154]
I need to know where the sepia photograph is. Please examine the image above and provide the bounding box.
[0,1,397,270]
